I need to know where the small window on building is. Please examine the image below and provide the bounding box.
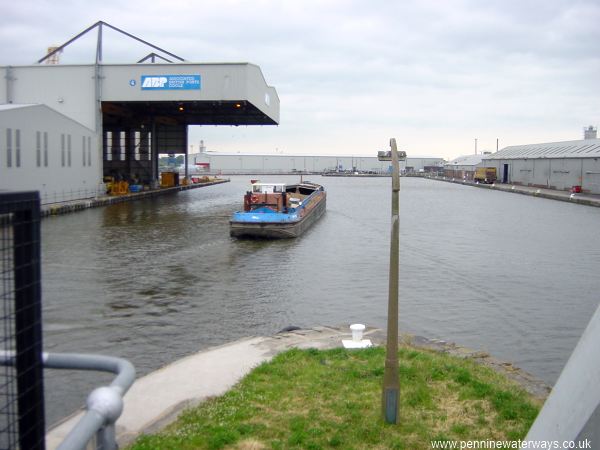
[105,131,112,161]
[88,136,92,166]
[43,132,48,167]
[120,131,126,161]
[82,135,86,166]
[15,129,21,167]
[6,128,12,168]
[61,133,65,167]
[36,131,41,167]
[67,134,72,167]
[134,131,141,161]
[146,132,152,160]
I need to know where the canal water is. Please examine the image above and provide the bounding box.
[42,175,600,426]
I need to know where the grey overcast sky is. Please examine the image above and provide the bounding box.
[1,0,599,159]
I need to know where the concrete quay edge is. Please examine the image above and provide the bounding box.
[40,179,230,218]
[45,325,551,449]
[424,176,600,207]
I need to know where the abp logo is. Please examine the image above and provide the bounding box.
[141,76,168,89]
[140,74,201,90]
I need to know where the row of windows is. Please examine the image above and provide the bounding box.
[4,128,93,169]
[104,131,151,162]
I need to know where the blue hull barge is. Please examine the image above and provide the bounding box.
[230,180,326,239]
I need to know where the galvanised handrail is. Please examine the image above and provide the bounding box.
[0,351,135,450]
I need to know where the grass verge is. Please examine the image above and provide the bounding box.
[127,346,540,450]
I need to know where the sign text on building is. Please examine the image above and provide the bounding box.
[141,75,201,90]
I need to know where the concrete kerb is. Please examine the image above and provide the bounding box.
[45,325,551,449]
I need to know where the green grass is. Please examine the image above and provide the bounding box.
[128,346,540,450]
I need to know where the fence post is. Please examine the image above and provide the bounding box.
[1,192,46,450]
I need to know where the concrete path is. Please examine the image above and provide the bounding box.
[45,325,550,449]
[45,326,363,449]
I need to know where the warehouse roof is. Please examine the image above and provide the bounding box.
[0,103,95,131]
[1,21,279,127]
[445,154,483,167]
[0,104,36,111]
[484,139,600,160]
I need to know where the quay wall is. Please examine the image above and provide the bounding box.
[418,175,600,208]
[41,179,229,217]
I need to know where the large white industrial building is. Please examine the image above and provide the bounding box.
[0,104,97,203]
[0,22,280,204]
[441,128,600,194]
[192,152,444,174]
[483,129,600,193]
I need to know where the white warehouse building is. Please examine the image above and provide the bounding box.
[192,152,444,174]
[0,104,98,204]
[483,132,600,194]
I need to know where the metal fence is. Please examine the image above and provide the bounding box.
[0,191,46,450]
[40,187,106,206]
[1,192,135,450]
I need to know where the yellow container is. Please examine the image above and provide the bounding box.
[161,172,175,188]
[109,181,129,196]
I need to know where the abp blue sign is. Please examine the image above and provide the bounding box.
[141,75,201,90]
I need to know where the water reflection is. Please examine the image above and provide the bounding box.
[42,176,600,425]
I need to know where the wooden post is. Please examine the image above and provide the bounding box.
[382,138,400,424]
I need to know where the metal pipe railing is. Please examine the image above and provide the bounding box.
[43,353,135,396]
[0,351,135,450]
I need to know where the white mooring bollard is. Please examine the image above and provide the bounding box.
[350,323,365,342]
[342,323,372,349]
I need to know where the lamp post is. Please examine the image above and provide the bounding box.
[378,138,406,424]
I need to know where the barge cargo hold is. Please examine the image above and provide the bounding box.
[230,180,326,239]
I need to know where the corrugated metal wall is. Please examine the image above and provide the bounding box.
[583,159,600,193]
[484,158,600,194]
